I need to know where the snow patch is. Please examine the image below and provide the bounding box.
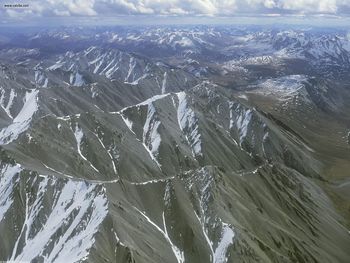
[176,92,202,157]
[10,176,108,263]
[0,88,16,119]
[237,109,253,143]
[134,207,184,263]
[0,164,21,221]
[0,89,39,145]
[214,223,235,263]
[128,73,148,85]
[70,72,84,86]
[229,103,253,144]
[161,72,167,94]
[94,132,117,175]
[143,103,162,166]
[73,124,100,173]
[250,75,307,101]
[125,57,136,82]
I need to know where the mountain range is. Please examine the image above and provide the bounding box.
[0,25,350,263]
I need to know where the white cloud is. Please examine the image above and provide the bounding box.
[167,7,189,15]
[1,0,350,19]
[281,0,338,13]
[47,0,97,16]
[6,9,34,18]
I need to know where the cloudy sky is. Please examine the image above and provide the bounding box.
[1,0,350,24]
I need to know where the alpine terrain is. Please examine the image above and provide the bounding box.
[0,25,350,263]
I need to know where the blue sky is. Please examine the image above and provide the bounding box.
[1,0,350,25]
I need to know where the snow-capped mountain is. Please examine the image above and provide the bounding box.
[0,25,350,263]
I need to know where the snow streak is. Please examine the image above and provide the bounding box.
[9,176,108,263]
[176,92,202,157]
[134,207,184,263]
[0,89,39,145]
[73,124,100,173]
[0,164,21,221]
[143,103,162,168]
